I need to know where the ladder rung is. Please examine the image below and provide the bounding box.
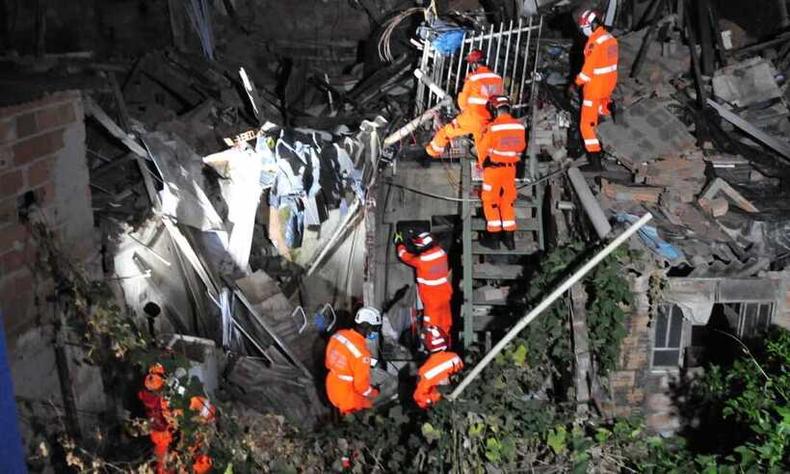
[472,240,538,255]
[472,263,523,280]
[470,218,539,231]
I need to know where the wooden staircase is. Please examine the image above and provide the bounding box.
[460,160,545,348]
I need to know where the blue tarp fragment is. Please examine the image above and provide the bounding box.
[615,212,684,262]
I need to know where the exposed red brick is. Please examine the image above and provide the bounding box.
[36,103,76,131]
[0,169,24,198]
[15,112,37,138]
[26,156,53,188]
[0,119,15,144]
[0,197,16,228]
[0,148,11,172]
[0,248,33,274]
[12,129,64,166]
[0,223,28,250]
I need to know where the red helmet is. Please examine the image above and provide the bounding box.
[411,232,435,251]
[488,95,511,112]
[577,9,599,29]
[465,49,485,65]
[421,325,449,353]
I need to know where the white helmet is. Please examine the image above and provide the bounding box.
[354,306,382,326]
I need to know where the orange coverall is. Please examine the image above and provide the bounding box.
[426,66,504,157]
[325,329,379,415]
[138,388,174,474]
[575,26,618,152]
[476,113,527,233]
[414,351,464,409]
[396,243,453,335]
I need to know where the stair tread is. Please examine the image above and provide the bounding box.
[470,218,539,231]
[472,240,538,255]
[472,263,523,279]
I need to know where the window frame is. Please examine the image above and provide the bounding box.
[650,303,689,372]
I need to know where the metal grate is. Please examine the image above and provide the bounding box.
[415,16,544,115]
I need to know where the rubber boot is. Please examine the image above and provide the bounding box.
[501,231,516,251]
[478,231,501,250]
[580,151,603,172]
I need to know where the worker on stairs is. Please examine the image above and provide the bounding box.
[325,307,382,415]
[414,326,464,409]
[394,231,453,339]
[476,95,527,251]
[569,8,618,172]
[424,49,504,161]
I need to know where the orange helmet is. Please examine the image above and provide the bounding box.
[465,49,485,65]
[148,363,165,376]
[144,373,165,391]
[421,325,449,353]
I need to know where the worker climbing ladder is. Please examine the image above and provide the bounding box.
[460,159,545,348]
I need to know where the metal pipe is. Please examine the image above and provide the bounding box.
[414,69,448,99]
[494,21,505,73]
[518,16,534,106]
[485,24,495,64]
[567,166,612,238]
[383,99,450,146]
[447,212,654,401]
[510,18,523,99]
[502,19,514,87]
[455,32,467,93]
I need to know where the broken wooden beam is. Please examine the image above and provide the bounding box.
[706,98,790,161]
[699,177,759,213]
[567,167,612,239]
[83,96,147,158]
[602,179,663,204]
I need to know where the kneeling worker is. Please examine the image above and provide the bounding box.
[414,326,464,409]
[476,95,526,250]
[325,306,382,415]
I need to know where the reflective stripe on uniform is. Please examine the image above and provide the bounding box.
[584,138,600,145]
[362,386,374,396]
[333,334,362,358]
[467,97,488,105]
[424,315,432,322]
[482,183,493,191]
[582,100,594,107]
[430,142,445,153]
[397,247,407,257]
[336,374,354,382]
[424,357,462,380]
[420,250,446,261]
[502,220,516,228]
[487,220,502,226]
[595,33,613,44]
[577,72,591,82]
[491,149,518,157]
[489,123,525,132]
[593,64,617,74]
[468,72,500,81]
[417,276,449,286]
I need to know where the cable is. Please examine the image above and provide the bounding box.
[378,7,428,62]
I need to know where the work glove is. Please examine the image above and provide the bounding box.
[368,388,381,399]
[393,232,404,245]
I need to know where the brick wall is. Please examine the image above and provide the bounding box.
[0,90,94,345]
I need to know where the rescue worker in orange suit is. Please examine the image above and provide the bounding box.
[476,95,526,251]
[425,49,504,160]
[414,326,464,409]
[394,231,453,338]
[137,363,173,474]
[325,306,382,415]
[569,9,618,171]
[186,395,216,474]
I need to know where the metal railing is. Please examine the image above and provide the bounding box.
[415,16,544,115]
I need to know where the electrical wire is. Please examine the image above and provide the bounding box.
[378,7,429,62]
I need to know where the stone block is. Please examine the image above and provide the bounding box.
[0,169,24,198]
[12,130,64,166]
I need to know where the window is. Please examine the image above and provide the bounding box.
[652,304,685,368]
[721,302,773,338]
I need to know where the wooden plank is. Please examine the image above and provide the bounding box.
[83,96,147,158]
[473,263,523,280]
[707,98,790,160]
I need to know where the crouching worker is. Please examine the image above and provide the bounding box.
[325,306,383,415]
[414,326,464,409]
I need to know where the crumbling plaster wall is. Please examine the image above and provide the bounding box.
[0,91,103,445]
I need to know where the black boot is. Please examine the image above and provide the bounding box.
[501,231,516,251]
[416,149,433,168]
[478,231,501,250]
[580,151,603,172]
